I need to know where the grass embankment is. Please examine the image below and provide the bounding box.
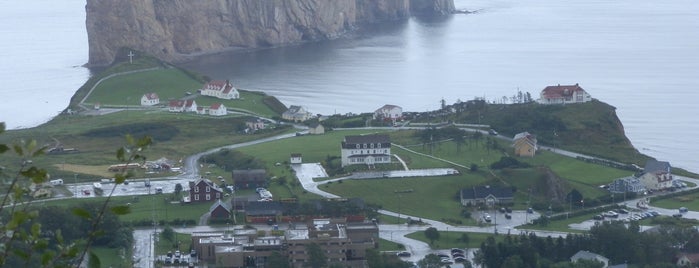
[91,247,131,268]
[405,231,506,250]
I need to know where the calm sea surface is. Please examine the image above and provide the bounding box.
[1,0,697,173]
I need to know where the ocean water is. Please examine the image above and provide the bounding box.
[1,0,697,173]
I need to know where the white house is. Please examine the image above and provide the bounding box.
[282,105,313,122]
[245,118,266,131]
[208,103,227,116]
[184,100,197,112]
[168,100,185,112]
[537,84,592,104]
[340,134,391,167]
[373,104,403,121]
[140,93,160,106]
[201,80,240,100]
[308,122,325,135]
[638,160,673,190]
[290,153,302,164]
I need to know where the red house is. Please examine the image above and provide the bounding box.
[209,199,232,220]
[189,179,222,203]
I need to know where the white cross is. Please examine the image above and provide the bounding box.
[128,51,135,64]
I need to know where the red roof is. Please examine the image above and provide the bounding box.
[210,103,222,109]
[144,93,159,100]
[168,100,184,107]
[185,100,195,107]
[541,84,585,99]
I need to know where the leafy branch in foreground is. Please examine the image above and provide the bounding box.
[0,122,152,267]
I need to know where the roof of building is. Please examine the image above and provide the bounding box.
[245,201,285,216]
[169,100,185,107]
[343,134,391,144]
[541,84,586,99]
[210,103,222,109]
[644,160,671,174]
[376,104,401,111]
[677,252,699,264]
[291,153,302,158]
[185,100,196,107]
[143,93,159,100]
[513,132,536,141]
[190,178,222,192]
[571,250,608,263]
[209,199,232,214]
[285,105,303,114]
[461,185,514,200]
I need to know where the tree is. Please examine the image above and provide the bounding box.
[417,254,442,268]
[161,226,175,242]
[469,163,478,172]
[174,183,183,197]
[267,252,290,268]
[305,243,327,268]
[0,122,152,267]
[424,227,440,245]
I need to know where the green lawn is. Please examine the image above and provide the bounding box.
[405,231,506,249]
[86,68,202,106]
[33,194,212,225]
[652,191,699,211]
[155,232,192,255]
[323,175,486,223]
[520,150,632,186]
[378,238,405,252]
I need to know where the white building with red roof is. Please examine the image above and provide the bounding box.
[201,80,240,100]
[168,100,186,112]
[537,84,592,104]
[184,100,198,112]
[373,104,403,122]
[140,93,160,106]
[208,103,227,116]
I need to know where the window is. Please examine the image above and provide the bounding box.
[194,195,199,201]
[206,186,210,192]
[206,194,211,200]
[363,144,367,149]
[194,186,199,193]
[355,144,360,149]
[377,143,381,148]
[370,143,374,148]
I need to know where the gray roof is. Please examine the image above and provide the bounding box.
[245,201,284,216]
[571,250,608,263]
[344,134,390,144]
[644,160,671,174]
[461,186,513,200]
[209,199,232,213]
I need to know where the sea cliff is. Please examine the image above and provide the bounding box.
[86,0,454,66]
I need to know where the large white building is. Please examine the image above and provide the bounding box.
[373,104,403,121]
[200,80,240,100]
[537,84,592,104]
[340,134,391,167]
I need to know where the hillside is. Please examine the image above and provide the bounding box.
[86,0,455,66]
[429,99,651,165]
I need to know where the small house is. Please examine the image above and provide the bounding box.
[245,119,266,131]
[282,105,313,122]
[209,103,227,116]
[308,122,325,135]
[140,93,160,106]
[184,100,197,112]
[460,185,514,206]
[512,132,538,157]
[676,252,699,267]
[168,100,185,112]
[244,201,285,223]
[638,160,673,190]
[571,250,609,267]
[232,169,268,189]
[290,153,302,164]
[209,199,232,220]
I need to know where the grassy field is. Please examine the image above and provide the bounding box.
[405,231,507,249]
[0,110,292,182]
[33,194,213,225]
[652,191,699,211]
[85,68,202,106]
[378,238,405,252]
[155,232,193,255]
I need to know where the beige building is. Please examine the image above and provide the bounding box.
[512,132,537,157]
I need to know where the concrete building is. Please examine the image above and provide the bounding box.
[340,134,391,167]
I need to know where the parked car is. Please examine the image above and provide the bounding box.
[673,213,683,218]
[454,257,467,263]
[450,248,465,254]
[593,214,604,220]
[616,208,629,214]
[396,251,411,257]
[437,253,450,259]
[680,207,689,213]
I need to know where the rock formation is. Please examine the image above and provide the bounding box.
[86,0,454,66]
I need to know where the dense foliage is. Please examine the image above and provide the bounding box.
[200,149,266,171]
[475,221,699,267]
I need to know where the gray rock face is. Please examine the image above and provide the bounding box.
[86,0,454,66]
